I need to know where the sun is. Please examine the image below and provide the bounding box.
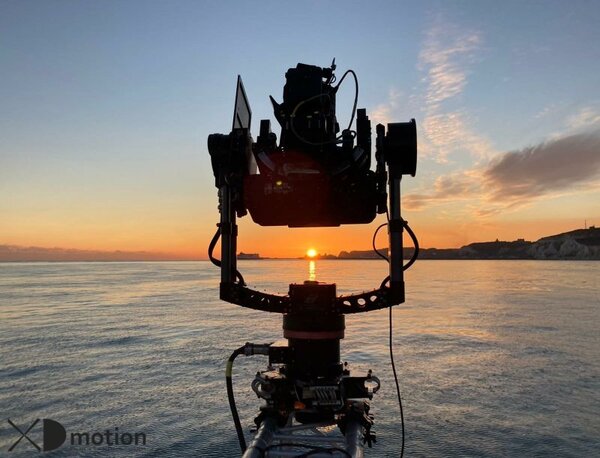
[306,248,318,258]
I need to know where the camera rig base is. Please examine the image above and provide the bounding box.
[230,282,380,457]
[243,402,374,458]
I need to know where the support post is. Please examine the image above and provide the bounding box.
[388,176,405,303]
[242,416,278,458]
[219,184,237,286]
[344,417,366,458]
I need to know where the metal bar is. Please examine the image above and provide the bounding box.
[271,433,345,444]
[219,185,235,284]
[388,176,405,304]
[244,417,359,457]
[242,416,278,458]
[277,422,333,433]
[344,417,365,458]
[267,451,349,458]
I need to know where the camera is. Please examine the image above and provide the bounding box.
[207,62,419,456]
[208,61,416,228]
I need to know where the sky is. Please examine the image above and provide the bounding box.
[1,0,599,259]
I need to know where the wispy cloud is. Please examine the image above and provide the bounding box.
[421,110,494,162]
[534,103,557,119]
[377,17,600,219]
[417,18,494,162]
[404,169,480,210]
[419,24,480,110]
[368,16,493,163]
[370,88,402,127]
[566,106,600,131]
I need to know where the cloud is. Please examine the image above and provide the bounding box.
[368,17,493,163]
[534,103,557,119]
[483,130,600,201]
[404,169,480,210]
[370,88,402,127]
[416,19,494,162]
[405,129,600,214]
[396,18,600,216]
[421,111,495,162]
[419,25,480,110]
[566,106,600,131]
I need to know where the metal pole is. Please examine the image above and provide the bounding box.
[388,176,405,303]
[344,417,365,458]
[219,185,236,285]
[242,416,278,458]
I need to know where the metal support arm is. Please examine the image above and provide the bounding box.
[220,283,399,314]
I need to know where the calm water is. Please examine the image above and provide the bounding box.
[0,260,599,457]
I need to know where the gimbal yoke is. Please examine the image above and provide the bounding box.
[208,62,417,314]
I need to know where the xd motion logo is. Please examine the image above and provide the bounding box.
[7,418,146,452]
[8,419,65,452]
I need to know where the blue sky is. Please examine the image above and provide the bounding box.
[1,1,599,256]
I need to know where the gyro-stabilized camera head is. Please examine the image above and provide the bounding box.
[207,61,419,457]
[207,60,418,307]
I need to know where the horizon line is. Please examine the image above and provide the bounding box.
[1,227,595,262]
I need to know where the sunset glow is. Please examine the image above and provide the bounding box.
[0,3,598,261]
[306,248,318,258]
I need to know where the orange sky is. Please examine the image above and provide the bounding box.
[2,204,594,260]
[2,3,599,260]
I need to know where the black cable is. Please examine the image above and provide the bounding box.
[403,221,419,271]
[290,94,340,146]
[371,220,404,458]
[372,222,390,262]
[374,219,420,278]
[290,68,359,147]
[236,269,246,286]
[334,69,359,132]
[390,304,405,458]
[226,345,247,453]
[371,218,420,458]
[208,227,222,267]
[380,275,390,289]
[208,227,246,285]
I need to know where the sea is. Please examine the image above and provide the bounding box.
[0,260,598,457]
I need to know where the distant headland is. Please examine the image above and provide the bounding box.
[1,227,598,262]
[0,246,195,262]
[243,227,600,261]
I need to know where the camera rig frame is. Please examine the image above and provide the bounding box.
[208,62,417,457]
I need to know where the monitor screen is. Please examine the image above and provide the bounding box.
[232,75,251,130]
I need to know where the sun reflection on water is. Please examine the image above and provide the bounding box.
[308,260,316,281]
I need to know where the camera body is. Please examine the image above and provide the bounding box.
[208,62,415,228]
[249,63,379,227]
